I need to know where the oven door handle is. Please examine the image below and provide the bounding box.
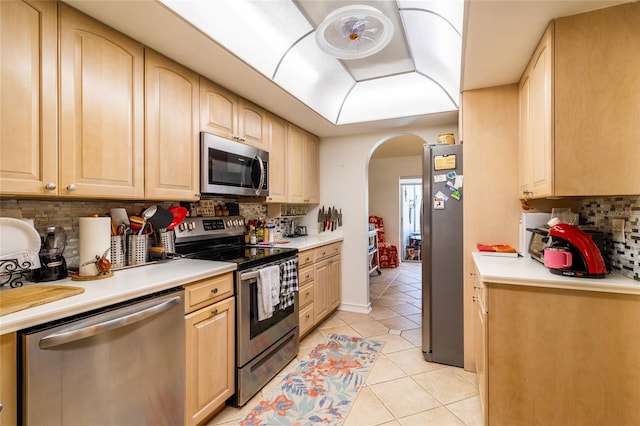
[239,270,260,281]
[38,296,181,349]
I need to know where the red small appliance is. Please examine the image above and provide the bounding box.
[546,223,608,278]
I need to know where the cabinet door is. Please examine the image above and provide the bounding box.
[0,333,17,426]
[185,296,235,426]
[554,2,640,196]
[303,132,319,203]
[200,77,237,139]
[237,97,266,149]
[328,255,341,311]
[0,0,57,196]
[265,113,288,203]
[287,124,305,203]
[313,258,330,322]
[529,25,554,198]
[518,73,532,197]
[145,49,199,201]
[473,277,488,425]
[59,4,144,198]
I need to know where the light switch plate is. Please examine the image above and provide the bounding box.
[611,218,626,243]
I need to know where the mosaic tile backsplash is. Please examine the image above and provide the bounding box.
[1,198,297,269]
[579,196,640,281]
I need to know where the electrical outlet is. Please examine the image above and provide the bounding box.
[611,218,626,243]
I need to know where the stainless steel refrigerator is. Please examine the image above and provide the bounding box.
[421,143,464,367]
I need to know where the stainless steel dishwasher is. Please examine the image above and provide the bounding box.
[19,288,185,425]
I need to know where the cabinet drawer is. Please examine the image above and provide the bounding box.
[299,303,314,336]
[298,250,314,268]
[184,272,234,314]
[299,265,314,285]
[314,242,341,262]
[299,282,314,307]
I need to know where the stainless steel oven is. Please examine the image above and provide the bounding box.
[174,216,299,407]
[234,256,299,406]
[200,132,269,197]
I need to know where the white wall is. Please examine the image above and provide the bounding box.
[368,155,422,252]
[306,125,457,313]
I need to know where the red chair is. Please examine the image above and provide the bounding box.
[368,216,399,268]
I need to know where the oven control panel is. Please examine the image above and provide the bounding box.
[174,216,246,242]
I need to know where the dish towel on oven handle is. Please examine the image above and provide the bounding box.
[258,265,280,320]
[279,258,299,310]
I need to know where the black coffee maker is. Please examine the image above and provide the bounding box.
[31,226,68,282]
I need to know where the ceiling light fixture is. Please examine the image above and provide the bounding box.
[315,5,394,60]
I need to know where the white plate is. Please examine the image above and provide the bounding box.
[0,217,42,271]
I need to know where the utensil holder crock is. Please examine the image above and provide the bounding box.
[158,230,175,254]
[110,236,126,269]
[127,234,148,265]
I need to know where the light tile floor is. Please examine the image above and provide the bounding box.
[208,261,482,426]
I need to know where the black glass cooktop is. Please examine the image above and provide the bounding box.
[181,244,297,271]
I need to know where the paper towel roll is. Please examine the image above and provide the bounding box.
[79,217,111,276]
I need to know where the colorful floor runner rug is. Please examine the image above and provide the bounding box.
[241,334,384,426]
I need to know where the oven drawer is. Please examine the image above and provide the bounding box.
[184,272,234,314]
[298,250,314,268]
[299,265,314,285]
[299,303,314,336]
[313,242,341,262]
[299,282,314,307]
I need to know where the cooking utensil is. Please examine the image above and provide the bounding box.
[151,206,173,230]
[138,207,156,235]
[110,208,130,226]
[166,206,188,230]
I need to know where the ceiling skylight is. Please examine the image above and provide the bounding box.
[159,0,463,125]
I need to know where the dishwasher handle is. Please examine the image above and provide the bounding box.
[39,296,181,349]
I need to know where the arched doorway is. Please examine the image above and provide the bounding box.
[366,133,425,298]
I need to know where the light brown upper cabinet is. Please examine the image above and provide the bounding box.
[145,49,200,201]
[58,4,145,198]
[287,124,305,203]
[519,2,640,198]
[0,0,57,196]
[265,113,288,203]
[287,124,319,204]
[303,131,319,204]
[519,24,554,199]
[200,77,267,150]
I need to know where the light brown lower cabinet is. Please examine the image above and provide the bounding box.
[298,242,341,338]
[478,281,640,425]
[0,333,17,426]
[184,273,235,426]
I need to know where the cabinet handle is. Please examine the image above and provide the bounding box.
[305,291,310,297]
[211,288,218,294]
[473,285,482,290]
[305,313,310,319]
[472,296,479,302]
[45,182,57,190]
[211,308,218,315]
[470,272,477,276]
[66,183,77,192]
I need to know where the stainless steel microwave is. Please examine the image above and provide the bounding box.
[200,132,269,197]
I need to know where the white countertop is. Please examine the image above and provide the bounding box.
[0,259,236,334]
[472,252,640,295]
[264,233,344,251]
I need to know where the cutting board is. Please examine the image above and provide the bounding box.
[0,284,85,316]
